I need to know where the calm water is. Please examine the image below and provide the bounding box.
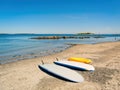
[0,34,120,64]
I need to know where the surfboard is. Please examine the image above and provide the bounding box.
[54,60,95,71]
[38,64,84,82]
[68,57,92,64]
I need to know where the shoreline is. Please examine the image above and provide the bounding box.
[0,44,74,65]
[0,41,120,90]
[0,40,119,65]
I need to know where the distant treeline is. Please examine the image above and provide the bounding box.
[76,32,94,35]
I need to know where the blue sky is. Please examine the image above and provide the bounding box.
[0,0,120,34]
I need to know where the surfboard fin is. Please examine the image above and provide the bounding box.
[56,58,59,61]
[41,60,44,64]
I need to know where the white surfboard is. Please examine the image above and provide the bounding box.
[54,60,95,71]
[38,64,84,82]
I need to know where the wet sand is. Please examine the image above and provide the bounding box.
[0,41,120,90]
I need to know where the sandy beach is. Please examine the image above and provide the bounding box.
[0,41,120,90]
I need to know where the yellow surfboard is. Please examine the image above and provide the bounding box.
[68,57,92,64]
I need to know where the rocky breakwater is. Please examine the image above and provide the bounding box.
[30,36,91,40]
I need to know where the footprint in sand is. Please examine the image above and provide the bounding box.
[82,83,100,90]
[106,62,120,69]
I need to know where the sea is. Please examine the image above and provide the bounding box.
[0,34,120,64]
